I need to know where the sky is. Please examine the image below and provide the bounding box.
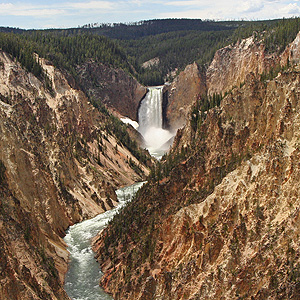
[0,0,300,29]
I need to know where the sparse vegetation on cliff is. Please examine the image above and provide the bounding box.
[0,40,151,299]
[190,93,223,132]
[0,160,6,185]
[0,33,54,92]
[105,114,151,166]
[96,58,300,300]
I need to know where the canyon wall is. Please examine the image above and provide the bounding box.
[95,59,300,299]
[0,51,149,300]
[76,61,147,121]
[163,63,206,131]
[164,32,300,132]
[206,35,276,95]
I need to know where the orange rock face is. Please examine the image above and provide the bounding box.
[164,32,300,134]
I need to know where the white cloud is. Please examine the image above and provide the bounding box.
[159,0,300,21]
[13,9,65,16]
[239,0,264,13]
[0,3,14,10]
[165,0,207,6]
[128,0,143,6]
[281,3,300,14]
[0,3,64,16]
[68,1,114,10]
[0,1,115,18]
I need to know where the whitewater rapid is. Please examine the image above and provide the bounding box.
[64,182,145,300]
[138,86,174,158]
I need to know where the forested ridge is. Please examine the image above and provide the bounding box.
[0,32,134,80]
[79,19,241,40]
[116,18,300,84]
[72,18,300,84]
[1,18,300,85]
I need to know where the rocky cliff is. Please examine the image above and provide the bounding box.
[76,61,147,121]
[95,60,300,299]
[0,51,149,300]
[164,32,300,132]
[163,63,206,131]
[206,35,277,95]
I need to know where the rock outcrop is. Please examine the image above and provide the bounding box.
[0,51,149,300]
[281,31,300,66]
[76,61,147,121]
[163,62,206,131]
[95,63,300,299]
[206,35,278,95]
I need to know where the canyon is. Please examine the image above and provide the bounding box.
[0,51,149,299]
[1,22,300,300]
[94,32,300,299]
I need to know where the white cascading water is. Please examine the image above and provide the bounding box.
[138,86,174,158]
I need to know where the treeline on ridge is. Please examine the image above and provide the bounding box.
[1,18,300,87]
[78,19,240,40]
[117,18,300,85]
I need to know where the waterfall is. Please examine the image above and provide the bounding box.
[138,86,163,134]
[138,86,173,158]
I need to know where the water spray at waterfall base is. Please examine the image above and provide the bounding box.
[143,126,174,156]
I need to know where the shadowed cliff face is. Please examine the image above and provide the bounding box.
[0,51,149,300]
[76,61,147,121]
[95,64,300,299]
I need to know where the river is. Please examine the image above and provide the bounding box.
[64,182,145,300]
